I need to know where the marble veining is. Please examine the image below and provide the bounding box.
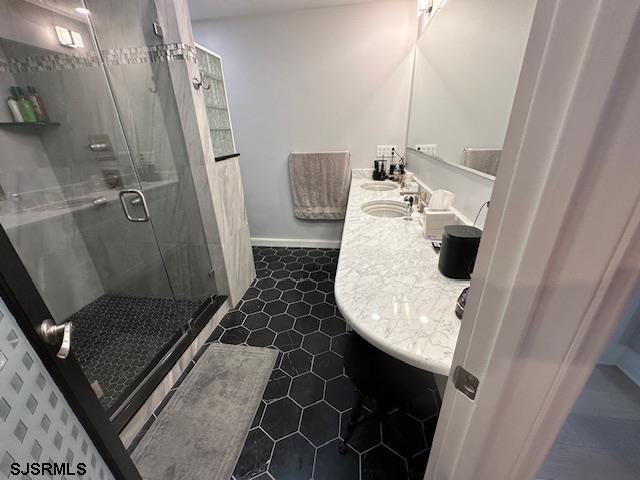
[334,176,468,375]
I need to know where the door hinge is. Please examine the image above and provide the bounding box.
[453,365,479,400]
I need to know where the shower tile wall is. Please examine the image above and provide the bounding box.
[0,297,115,479]
[211,158,256,303]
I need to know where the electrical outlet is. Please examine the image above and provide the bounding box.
[416,144,437,157]
[377,145,398,158]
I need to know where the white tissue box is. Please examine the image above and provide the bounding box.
[423,211,461,240]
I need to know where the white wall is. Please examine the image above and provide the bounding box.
[192,0,417,245]
[407,0,536,165]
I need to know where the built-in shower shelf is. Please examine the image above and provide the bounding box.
[0,122,60,127]
[214,152,240,162]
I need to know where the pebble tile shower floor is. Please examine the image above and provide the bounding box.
[70,295,202,410]
[132,247,440,480]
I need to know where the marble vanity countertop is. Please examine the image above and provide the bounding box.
[335,176,469,375]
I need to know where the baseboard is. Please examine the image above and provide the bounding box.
[251,237,342,249]
[598,344,627,365]
[617,346,640,387]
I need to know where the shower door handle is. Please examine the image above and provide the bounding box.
[39,319,72,359]
[119,189,150,222]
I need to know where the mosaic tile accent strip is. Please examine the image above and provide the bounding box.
[131,247,441,480]
[0,297,115,480]
[69,294,203,411]
[7,52,96,72]
[100,43,198,66]
[2,43,197,74]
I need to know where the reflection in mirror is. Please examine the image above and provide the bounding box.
[406,0,537,178]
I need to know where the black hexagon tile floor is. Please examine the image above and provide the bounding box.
[135,247,440,480]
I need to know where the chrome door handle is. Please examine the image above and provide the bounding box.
[39,319,72,359]
[118,189,150,222]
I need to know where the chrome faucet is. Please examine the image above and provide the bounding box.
[400,191,428,213]
[403,195,414,220]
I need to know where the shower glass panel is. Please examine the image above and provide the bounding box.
[86,0,216,319]
[0,0,216,421]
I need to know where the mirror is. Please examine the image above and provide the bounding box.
[406,0,537,178]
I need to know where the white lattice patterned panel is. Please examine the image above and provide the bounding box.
[197,46,236,157]
[0,298,115,480]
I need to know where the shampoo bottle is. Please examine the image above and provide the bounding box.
[11,86,37,123]
[27,86,49,122]
[7,96,23,122]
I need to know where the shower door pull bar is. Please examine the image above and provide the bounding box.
[119,189,150,222]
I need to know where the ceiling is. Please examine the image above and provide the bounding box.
[188,0,385,21]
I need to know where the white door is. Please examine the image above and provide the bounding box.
[426,0,640,478]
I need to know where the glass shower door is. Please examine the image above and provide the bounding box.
[0,0,187,416]
[85,0,217,324]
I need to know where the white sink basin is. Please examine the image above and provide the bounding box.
[361,200,406,218]
[360,182,398,191]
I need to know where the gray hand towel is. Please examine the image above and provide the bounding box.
[289,151,351,220]
[461,148,502,176]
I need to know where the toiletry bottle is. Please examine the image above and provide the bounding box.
[11,87,37,122]
[27,86,49,122]
[7,96,23,122]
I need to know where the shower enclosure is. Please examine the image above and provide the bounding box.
[0,0,223,428]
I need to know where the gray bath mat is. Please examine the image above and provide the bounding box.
[132,344,278,480]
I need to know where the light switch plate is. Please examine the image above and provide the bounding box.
[416,144,437,156]
[377,145,398,158]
